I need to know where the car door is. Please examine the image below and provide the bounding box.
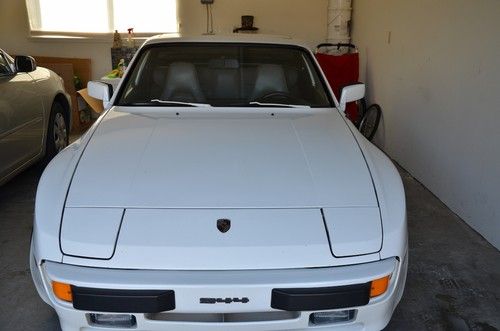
[0,51,44,181]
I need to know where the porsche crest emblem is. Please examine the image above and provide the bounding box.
[217,219,231,233]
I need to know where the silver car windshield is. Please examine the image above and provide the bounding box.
[117,43,332,108]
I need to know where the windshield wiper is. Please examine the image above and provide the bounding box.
[248,101,310,108]
[150,99,211,107]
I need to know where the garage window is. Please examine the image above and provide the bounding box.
[25,0,178,36]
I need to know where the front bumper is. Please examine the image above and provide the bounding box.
[31,255,407,331]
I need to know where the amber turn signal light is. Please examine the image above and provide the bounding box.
[370,275,390,298]
[52,281,73,302]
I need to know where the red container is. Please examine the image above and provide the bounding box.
[315,44,360,123]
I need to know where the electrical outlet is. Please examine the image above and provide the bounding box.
[201,0,214,4]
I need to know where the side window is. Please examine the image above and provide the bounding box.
[0,53,12,75]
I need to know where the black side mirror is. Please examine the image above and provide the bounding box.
[15,55,37,73]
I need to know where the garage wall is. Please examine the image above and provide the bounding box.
[351,0,500,249]
[0,0,328,79]
[178,0,327,44]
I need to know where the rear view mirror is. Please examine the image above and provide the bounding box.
[88,81,113,109]
[339,83,365,112]
[15,55,37,73]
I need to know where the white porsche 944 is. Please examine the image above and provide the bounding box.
[31,35,407,331]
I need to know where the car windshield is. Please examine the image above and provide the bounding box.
[117,43,333,108]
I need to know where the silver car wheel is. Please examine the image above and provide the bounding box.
[53,113,68,152]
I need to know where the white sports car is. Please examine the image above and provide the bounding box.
[31,35,407,331]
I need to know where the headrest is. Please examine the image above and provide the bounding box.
[162,62,206,103]
[251,64,288,99]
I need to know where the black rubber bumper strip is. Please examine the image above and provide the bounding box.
[71,286,175,313]
[271,282,371,311]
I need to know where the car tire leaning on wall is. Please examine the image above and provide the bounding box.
[44,102,69,163]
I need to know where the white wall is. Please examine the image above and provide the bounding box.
[178,0,328,43]
[0,0,328,79]
[352,0,500,249]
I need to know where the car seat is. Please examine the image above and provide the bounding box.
[251,64,289,100]
[161,62,206,103]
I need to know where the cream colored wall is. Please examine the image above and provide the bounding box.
[352,0,500,249]
[178,0,328,44]
[0,0,328,79]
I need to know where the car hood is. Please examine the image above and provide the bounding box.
[66,107,377,209]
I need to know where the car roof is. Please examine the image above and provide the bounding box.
[144,34,314,50]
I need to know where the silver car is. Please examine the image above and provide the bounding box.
[0,49,71,185]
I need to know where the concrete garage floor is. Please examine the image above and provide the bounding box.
[0,163,499,331]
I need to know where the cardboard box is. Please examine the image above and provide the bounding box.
[34,56,92,132]
[76,88,104,121]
